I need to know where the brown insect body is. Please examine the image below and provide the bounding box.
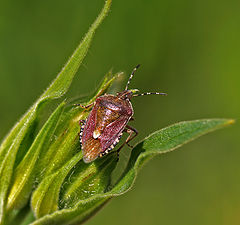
[79,65,167,163]
[80,93,133,163]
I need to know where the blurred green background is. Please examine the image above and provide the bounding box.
[0,0,239,224]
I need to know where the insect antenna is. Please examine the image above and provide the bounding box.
[133,92,167,97]
[125,64,141,90]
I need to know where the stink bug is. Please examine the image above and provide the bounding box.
[78,65,167,163]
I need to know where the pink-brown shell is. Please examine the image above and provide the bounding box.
[80,94,133,163]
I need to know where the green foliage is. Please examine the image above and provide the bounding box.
[28,119,233,225]
[0,0,233,225]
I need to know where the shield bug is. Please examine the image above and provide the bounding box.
[78,65,167,163]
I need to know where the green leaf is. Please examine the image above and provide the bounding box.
[31,71,120,219]
[6,102,65,212]
[0,0,112,223]
[29,119,233,225]
[31,152,117,219]
[36,71,120,181]
[60,153,117,208]
[113,119,234,193]
[31,152,83,219]
[39,0,111,101]
[0,0,233,224]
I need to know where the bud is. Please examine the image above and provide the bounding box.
[61,153,117,209]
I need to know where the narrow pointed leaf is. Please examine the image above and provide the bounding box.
[30,119,233,225]
[31,152,83,218]
[31,152,117,219]
[30,70,119,219]
[0,0,111,223]
[6,102,65,212]
[112,119,234,194]
[61,153,118,208]
[37,71,121,179]
[39,0,112,101]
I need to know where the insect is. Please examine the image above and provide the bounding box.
[78,65,167,163]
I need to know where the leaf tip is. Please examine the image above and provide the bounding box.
[223,118,235,126]
[228,119,235,124]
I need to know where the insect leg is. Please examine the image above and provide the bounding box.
[125,125,138,148]
[116,125,138,155]
[74,102,94,109]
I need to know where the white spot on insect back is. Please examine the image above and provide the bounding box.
[93,130,101,139]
